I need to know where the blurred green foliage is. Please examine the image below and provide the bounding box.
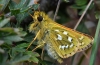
[0,0,97,65]
[0,0,40,65]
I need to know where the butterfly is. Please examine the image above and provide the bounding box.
[27,11,94,63]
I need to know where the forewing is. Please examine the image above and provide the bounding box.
[47,28,80,58]
[54,23,93,52]
[47,22,93,58]
[72,31,93,52]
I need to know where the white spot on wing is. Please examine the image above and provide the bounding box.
[68,37,72,42]
[63,31,68,35]
[55,29,59,32]
[70,44,73,48]
[62,45,65,50]
[79,42,84,46]
[79,36,84,40]
[82,42,84,45]
[65,45,69,48]
[59,45,69,50]
[57,34,62,40]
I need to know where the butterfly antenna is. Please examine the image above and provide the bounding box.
[29,12,33,17]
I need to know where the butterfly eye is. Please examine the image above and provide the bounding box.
[37,15,43,21]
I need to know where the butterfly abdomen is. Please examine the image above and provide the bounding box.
[45,43,63,63]
[45,43,59,59]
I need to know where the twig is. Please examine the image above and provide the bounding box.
[53,0,61,21]
[72,0,93,65]
[74,0,93,30]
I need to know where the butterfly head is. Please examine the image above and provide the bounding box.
[32,11,47,22]
[37,15,43,21]
[29,11,47,33]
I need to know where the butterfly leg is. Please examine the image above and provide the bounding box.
[26,30,40,50]
[41,47,44,60]
[32,40,45,52]
[32,40,45,60]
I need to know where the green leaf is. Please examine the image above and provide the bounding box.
[75,0,87,6]
[10,53,30,64]
[13,28,27,36]
[95,11,100,19]
[89,16,100,65]
[9,0,39,24]
[0,48,4,53]
[9,49,39,64]
[3,35,23,44]
[25,51,39,63]
[0,28,27,37]
[30,56,39,63]
[0,27,27,45]
[0,0,10,12]
[15,43,29,49]
[31,4,40,10]
[0,40,4,45]
[9,0,35,14]
[0,53,8,65]
[71,5,86,9]
[25,51,40,57]
[9,46,26,59]
[9,0,28,14]
[0,27,13,32]
[24,33,35,42]
[0,40,4,53]
[0,18,10,28]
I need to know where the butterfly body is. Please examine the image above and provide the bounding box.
[29,11,93,63]
[45,43,63,63]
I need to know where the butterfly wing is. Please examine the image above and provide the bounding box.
[47,21,93,58]
[72,31,93,52]
[48,30,79,58]
[30,11,93,59]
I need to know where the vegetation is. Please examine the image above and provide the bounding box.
[0,0,99,65]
